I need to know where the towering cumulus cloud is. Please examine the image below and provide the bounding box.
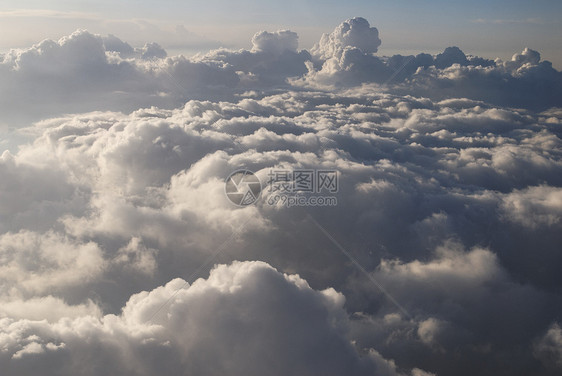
[0,17,561,376]
[311,16,382,59]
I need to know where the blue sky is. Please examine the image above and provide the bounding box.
[1,0,561,67]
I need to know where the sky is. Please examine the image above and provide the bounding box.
[0,0,561,67]
[0,2,562,376]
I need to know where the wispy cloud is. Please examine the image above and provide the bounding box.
[0,9,99,19]
[471,17,546,25]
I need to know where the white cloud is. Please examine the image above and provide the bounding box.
[0,261,425,376]
[374,242,504,302]
[251,30,298,55]
[0,296,101,322]
[0,30,239,127]
[417,318,446,346]
[12,342,46,359]
[311,17,382,60]
[500,186,562,228]
[0,231,105,295]
[534,323,562,370]
[1,19,561,130]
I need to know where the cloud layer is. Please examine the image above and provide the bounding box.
[1,17,561,130]
[1,17,561,376]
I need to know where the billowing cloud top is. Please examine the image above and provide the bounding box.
[251,30,299,55]
[0,17,560,128]
[0,17,561,376]
[311,17,382,59]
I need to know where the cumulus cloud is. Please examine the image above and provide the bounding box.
[198,29,310,88]
[311,17,382,60]
[534,323,562,370]
[251,30,299,55]
[0,30,239,127]
[0,261,427,376]
[1,17,562,376]
[0,230,105,295]
[397,49,562,111]
[296,19,562,110]
[139,42,167,60]
[500,186,562,228]
[1,17,561,130]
